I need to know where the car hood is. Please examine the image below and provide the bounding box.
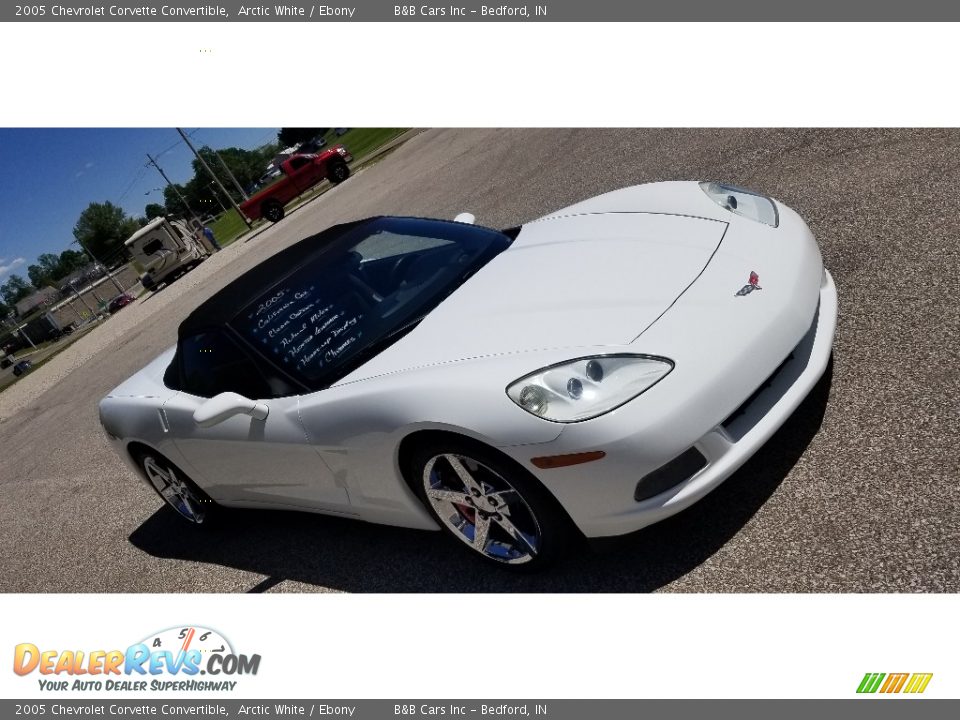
[339,212,726,382]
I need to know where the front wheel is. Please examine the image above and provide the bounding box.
[408,439,572,569]
[136,450,214,525]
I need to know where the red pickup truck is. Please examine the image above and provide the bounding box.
[241,146,353,223]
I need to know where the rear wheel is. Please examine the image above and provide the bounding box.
[408,439,572,570]
[262,200,285,223]
[136,450,213,525]
[327,161,350,184]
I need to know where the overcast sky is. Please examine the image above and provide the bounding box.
[0,127,278,281]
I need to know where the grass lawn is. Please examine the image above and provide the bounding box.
[330,128,408,160]
[13,337,58,359]
[0,321,99,394]
[0,349,63,393]
[210,209,252,248]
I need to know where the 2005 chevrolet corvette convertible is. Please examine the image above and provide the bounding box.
[99,181,837,568]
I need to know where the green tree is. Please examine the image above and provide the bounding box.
[144,203,166,221]
[277,128,328,147]
[72,201,140,260]
[1,274,35,306]
[26,250,89,287]
[57,249,88,277]
[203,147,251,187]
[27,264,49,288]
[162,143,278,217]
[162,185,190,217]
[26,253,62,287]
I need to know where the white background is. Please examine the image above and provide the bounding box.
[0,20,957,700]
[2,23,960,126]
[2,595,957,698]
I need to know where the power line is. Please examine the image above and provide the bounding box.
[151,127,200,161]
[146,153,201,226]
[116,163,150,205]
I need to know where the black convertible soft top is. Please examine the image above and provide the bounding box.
[177,218,373,338]
[167,215,514,396]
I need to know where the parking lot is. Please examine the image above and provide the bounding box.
[0,128,957,593]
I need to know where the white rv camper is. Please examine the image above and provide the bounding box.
[124,217,208,291]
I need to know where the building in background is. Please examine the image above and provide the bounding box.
[14,286,59,317]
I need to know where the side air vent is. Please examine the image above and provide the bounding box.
[634,447,708,502]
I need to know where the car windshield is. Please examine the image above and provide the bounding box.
[228,217,512,390]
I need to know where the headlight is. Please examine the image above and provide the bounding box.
[700,181,779,227]
[506,355,674,423]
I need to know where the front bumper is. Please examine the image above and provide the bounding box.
[505,269,838,538]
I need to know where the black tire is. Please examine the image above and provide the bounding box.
[327,161,350,184]
[133,449,216,526]
[262,200,285,223]
[407,437,573,570]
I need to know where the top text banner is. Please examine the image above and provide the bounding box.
[4,1,957,21]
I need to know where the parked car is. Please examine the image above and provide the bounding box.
[99,182,838,569]
[108,293,135,314]
[297,135,327,153]
[12,359,32,377]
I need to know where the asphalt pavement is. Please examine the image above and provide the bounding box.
[0,128,957,593]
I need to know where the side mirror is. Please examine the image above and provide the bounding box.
[453,212,476,225]
[193,392,269,428]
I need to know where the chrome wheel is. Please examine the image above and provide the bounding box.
[143,456,205,524]
[422,453,542,564]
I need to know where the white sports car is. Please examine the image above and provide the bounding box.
[99,181,837,569]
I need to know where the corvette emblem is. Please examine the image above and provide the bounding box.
[735,271,762,296]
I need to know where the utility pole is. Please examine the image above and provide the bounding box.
[146,153,202,227]
[14,325,37,350]
[177,128,252,228]
[73,238,125,294]
[206,182,228,213]
[67,278,97,319]
[213,149,249,201]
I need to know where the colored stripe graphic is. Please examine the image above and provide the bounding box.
[857,672,932,694]
[857,673,885,693]
[904,673,933,694]
[880,673,909,693]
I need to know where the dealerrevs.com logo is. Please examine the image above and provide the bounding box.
[13,626,261,692]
